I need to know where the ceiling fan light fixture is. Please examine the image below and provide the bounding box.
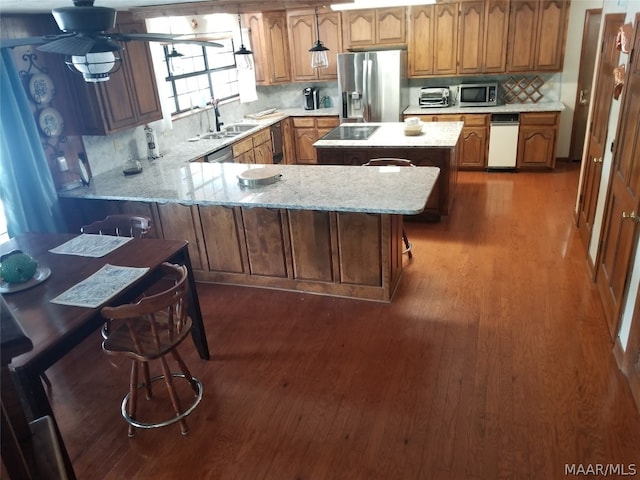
[66,39,121,82]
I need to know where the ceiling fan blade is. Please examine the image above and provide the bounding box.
[0,36,53,49]
[37,36,97,56]
[111,32,223,48]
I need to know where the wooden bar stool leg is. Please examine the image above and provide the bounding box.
[127,361,139,438]
[158,356,189,435]
[142,362,153,400]
[170,350,199,395]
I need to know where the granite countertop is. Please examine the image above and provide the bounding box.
[403,101,565,115]
[161,107,341,164]
[313,122,464,149]
[60,162,439,215]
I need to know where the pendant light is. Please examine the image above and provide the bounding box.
[309,7,329,69]
[234,12,253,70]
[165,45,184,76]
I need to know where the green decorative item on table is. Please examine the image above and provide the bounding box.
[0,250,38,284]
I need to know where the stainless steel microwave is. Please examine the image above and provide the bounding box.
[457,83,498,106]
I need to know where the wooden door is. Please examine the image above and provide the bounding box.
[245,13,266,84]
[577,14,624,250]
[621,279,640,413]
[569,9,602,162]
[482,0,510,73]
[156,203,207,271]
[507,0,538,72]
[458,1,484,74]
[199,205,245,274]
[596,14,640,339]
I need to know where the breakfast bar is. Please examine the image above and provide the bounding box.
[59,162,440,302]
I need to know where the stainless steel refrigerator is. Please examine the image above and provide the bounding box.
[337,50,408,123]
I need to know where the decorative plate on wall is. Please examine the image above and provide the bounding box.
[28,73,55,104]
[38,107,64,137]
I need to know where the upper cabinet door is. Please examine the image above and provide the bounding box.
[507,0,538,72]
[458,1,485,74]
[507,0,569,72]
[482,0,510,73]
[343,8,405,50]
[288,9,342,82]
[535,0,570,71]
[408,4,457,77]
[246,11,291,85]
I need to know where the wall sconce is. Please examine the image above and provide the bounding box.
[65,38,121,82]
[234,13,253,70]
[309,7,329,69]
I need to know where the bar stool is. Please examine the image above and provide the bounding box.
[363,158,414,258]
[101,263,203,437]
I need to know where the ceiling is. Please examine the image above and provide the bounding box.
[0,0,350,15]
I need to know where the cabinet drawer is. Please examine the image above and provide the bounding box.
[460,114,488,126]
[232,137,254,156]
[316,117,340,128]
[520,113,558,126]
[252,128,271,147]
[292,117,315,128]
[434,114,463,122]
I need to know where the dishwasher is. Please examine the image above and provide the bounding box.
[205,145,234,163]
[487,113,519,170]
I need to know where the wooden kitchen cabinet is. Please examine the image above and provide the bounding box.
[199,205,246,274]
[156,203,208,271]
[342,7,406,50]
[62,13,162,135]
[287,8,342,81]
[245,11,291,85]
[232,128,273,164]
[516,112,559,169]
[507,0,570,72]
[291,116,339,164]
[413,114,488,170]
[458,0,510,74]
[408,3,458,77]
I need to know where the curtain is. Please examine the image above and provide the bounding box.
[0,48,65,237]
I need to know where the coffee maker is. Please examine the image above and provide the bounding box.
[303,87,320,110]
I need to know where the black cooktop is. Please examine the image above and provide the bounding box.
[322,125,380,141]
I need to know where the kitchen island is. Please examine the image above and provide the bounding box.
[314,122,463,221]
[59,162,439,302]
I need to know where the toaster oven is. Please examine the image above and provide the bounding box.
[419,87,450,108]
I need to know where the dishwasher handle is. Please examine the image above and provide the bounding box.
[490,113,520,124]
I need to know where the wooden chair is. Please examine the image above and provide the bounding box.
[101,263,203,437]
[362,158,414,258]
[81,214,152,238]
[81,214,152,338]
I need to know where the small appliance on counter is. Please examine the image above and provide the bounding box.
[303,87,320,110]
[419,87,450,108]
[456,83,498,107]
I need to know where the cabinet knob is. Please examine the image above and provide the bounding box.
[592,157,603,163]
[621,211,639,222]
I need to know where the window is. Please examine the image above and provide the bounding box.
[163,37,240,114]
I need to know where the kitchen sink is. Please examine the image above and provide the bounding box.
[224,124,257,134]
[200,132,226,139]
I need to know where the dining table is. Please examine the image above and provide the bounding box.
[0,232,211,480]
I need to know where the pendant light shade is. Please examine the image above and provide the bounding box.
[309,7,329,69]
[234,12,253,70]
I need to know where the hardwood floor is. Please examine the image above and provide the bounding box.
[45,162,640,479]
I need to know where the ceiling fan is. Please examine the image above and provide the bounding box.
[0,0,223,81]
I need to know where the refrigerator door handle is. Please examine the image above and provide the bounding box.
[362,59,369,123]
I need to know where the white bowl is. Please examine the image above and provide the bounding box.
[403,122,423,136]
